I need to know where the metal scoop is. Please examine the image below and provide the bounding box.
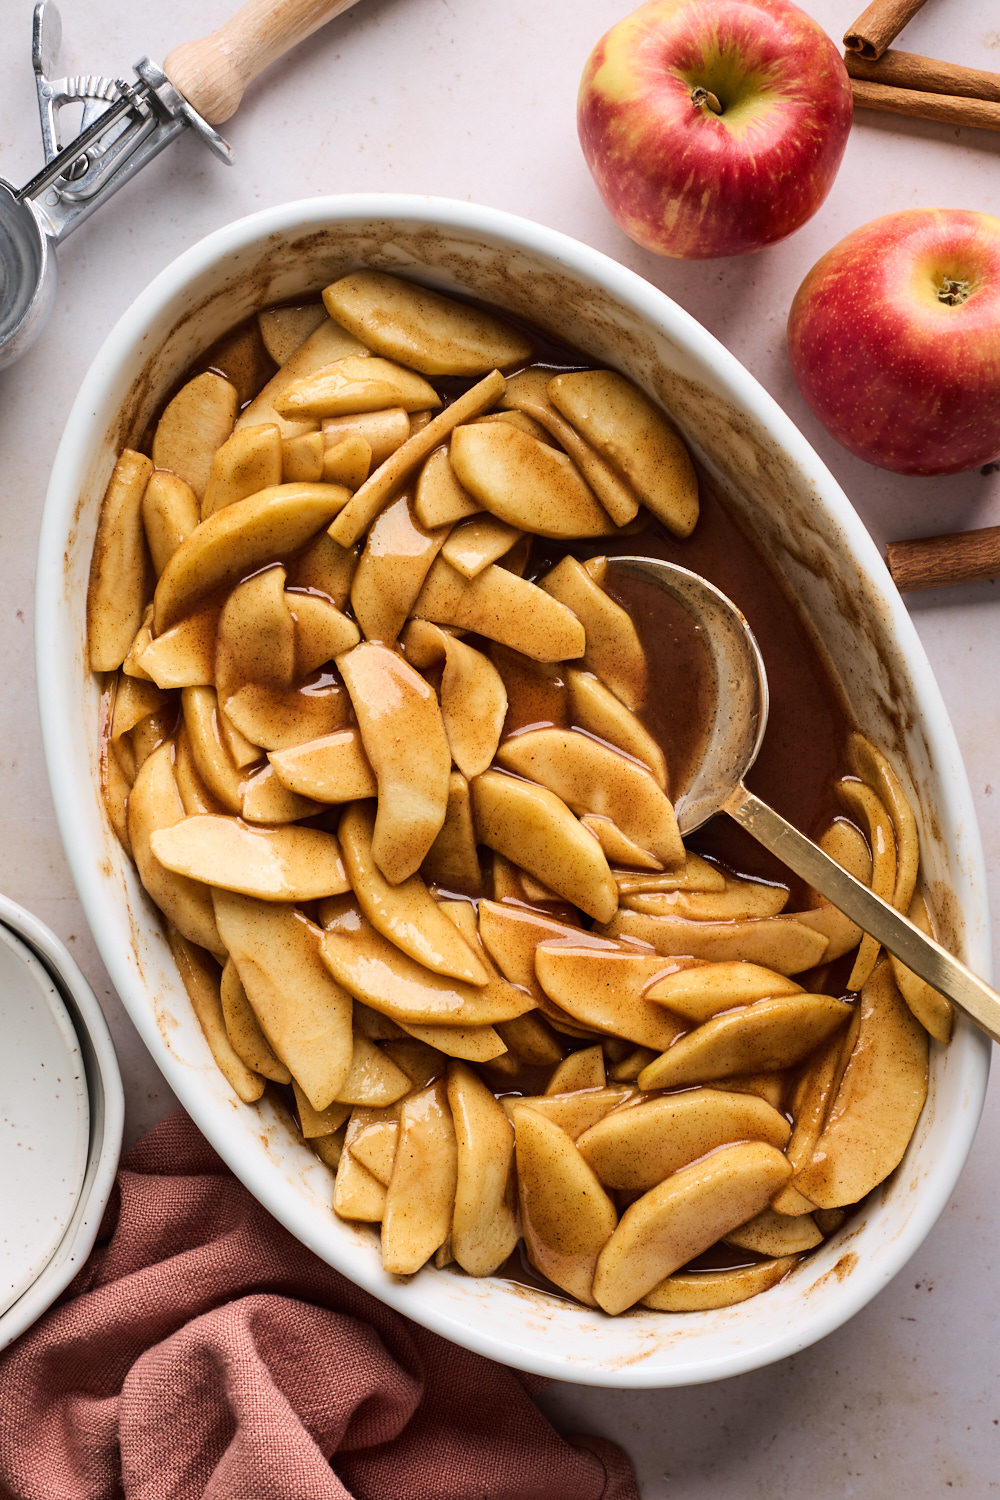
[0,0,362,370]
[616,556,1000,1045]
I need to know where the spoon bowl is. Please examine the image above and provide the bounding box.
[625,554,1000,1045]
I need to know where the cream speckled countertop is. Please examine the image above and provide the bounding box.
[2,0,998,1490]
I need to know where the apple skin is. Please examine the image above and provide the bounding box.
[577,0,852,260]
[787,210,1000,476]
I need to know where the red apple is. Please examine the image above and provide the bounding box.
[787,209,1000,476]
[577,0,852,260]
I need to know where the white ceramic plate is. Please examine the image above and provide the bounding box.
[35,195,991,1386]
[0,922,89,1316]
[0,895,123,1350]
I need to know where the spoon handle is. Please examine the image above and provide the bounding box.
[724,782,1000,1045]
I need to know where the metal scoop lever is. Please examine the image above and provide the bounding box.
[617,556,1000,1046]
[0,0,363,371]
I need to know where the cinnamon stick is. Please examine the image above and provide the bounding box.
[845,48,1000,103]
[844,0,930,60]
[851,78,1000,132]
[886,527,1000,593]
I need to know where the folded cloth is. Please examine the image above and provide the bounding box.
[0,1110,638,1500]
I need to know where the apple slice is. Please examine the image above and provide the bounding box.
[338,642,451,883]
[593,1141,792,1314]
[142,471,200,578]
[545,1044,606,1095]
[637,993,853,1092]
[221,957,292,1083]
[790,903,864,962]
[493,1010,565,1067]
[540,556,648,710]
[601,909,830,974]
[318,896,534,1027]
[111,674,169,741]
[167,928,264,1104]
[268,728,376,802]
[471,769,617,922]
[447,1060,518,1276]
[152,371,238,501]
[335,1108,390,1221]
[420,772,482,893]
[292,1079,351,1139]
[222,677,350,753]
[477,899,584,997]
[330,371,505,547]
[514,1107,618,1305]
[440,515,525,578]
[849,731,919,914]
[239,764,321,825]
[397,1020,508,1062]
[725,1207,822,1255]
[88,449,154,672]
[771,1024,854,1216]
[381,1037,446,1088]
[291,532,360,611]
[449,421,613,538]
[437,635,508,780]
[414,557,585,662]
[335,1032,413,1107]
[213,890,354,1110]
[275,355,441,419]
[534,944,690,1050]
[501,368,640,526]
[320,431,371,489]
[238,317,369,441]
[257,303,328,366]
[127,742,225,957]
[622,877,789,921]
[174,724,226,816]
[138,605,217,690]
[151,815,350,901]
[615,855,725,896]
[287,592,361,675]
[567,669,666,786]
[153,482,352,633]
[793,960,929,1210]
[644,962,802,1024]
[414,445,480,528]
[216,566,296,697]
[338,800,489,984]
[580,815,664,871]
[889,890,953,1043]
[642,1256,799,1312]
[322,269,532,376]
[323,408,409,469]
[349,1116,401,1185]
[505,1087,634,1141]
[349,492,450,646]
[547,370,699,538]
[497,728,682,866]
[837,777,897,991]
[381,1078,459,1274]
[201,423,283,518]
[576,1088,791,1191]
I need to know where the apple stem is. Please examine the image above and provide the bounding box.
[936,277,971,307]
[691,86,723,115]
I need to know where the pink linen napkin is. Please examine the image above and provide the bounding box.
[0,1110,638,1500]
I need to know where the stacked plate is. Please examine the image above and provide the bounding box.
[0,894,122,1350]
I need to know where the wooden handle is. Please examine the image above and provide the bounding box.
[164,0,364,125]
[886,525,1000,593]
